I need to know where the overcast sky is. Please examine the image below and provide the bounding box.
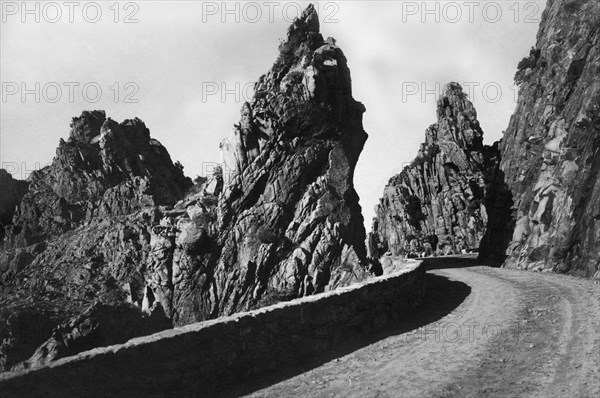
[1,0,542,226]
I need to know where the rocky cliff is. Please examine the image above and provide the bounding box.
[481,0,600,277]
[370,83,499,258]
[0,170,28,247]
[0,4,372,371]
[0,111,192,371]
[171,3,372,324]
[4,110,191,249]
[373,0,599,278]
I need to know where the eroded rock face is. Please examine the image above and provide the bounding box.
[0,4,372,370]
[371,83,499,258]
[5,110,191,249]
[170,4,371,324]
[0,208,179,371]
[0,170,28,247]
[9,303,170,372]
[0,111,192,371]
[483,0,600,277]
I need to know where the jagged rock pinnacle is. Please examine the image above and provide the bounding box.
[370,83,498,260]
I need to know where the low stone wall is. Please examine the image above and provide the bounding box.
[0,261,424,397]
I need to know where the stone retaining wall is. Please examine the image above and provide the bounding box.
[0,261,424,397]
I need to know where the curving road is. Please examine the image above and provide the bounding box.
[241,257,600,398]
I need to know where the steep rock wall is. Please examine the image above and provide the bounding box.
[483,0,600,277]
[170,4,373,324]
[0,170,28,247]
[371,83,499,258]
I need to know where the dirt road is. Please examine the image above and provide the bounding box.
[241,257,600,398]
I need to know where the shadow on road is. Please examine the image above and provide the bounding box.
[219,272,471,397]
[421,255,482,271]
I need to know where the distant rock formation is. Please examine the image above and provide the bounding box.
[481,0,600,277]
[370,83,499,258]
[4,110,191,249]
[0,110,191,371]
[374,0,599,277]
[0,4,373,371]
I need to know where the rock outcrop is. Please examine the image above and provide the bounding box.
[4,110,191,249]
[481,0,600,277]
[171,4,372,324]
[370,83,499,258]
[0,4,372,371]
[374,0,599,278]
[0,111,192,371]
[0,170,28,247]
[9,303,170,372]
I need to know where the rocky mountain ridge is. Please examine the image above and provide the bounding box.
[0,110,193,371]
[0,4,374,372]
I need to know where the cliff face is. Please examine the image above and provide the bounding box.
[0,111,192,371]
[0,4,371,371]
[172,4,371,323]
[373,0,599,277]
[0,170,28,247]
[371,84,499,258]
[4,110,191,249]
[482,0,600,277]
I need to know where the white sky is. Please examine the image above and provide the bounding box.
[0,0,542,226]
